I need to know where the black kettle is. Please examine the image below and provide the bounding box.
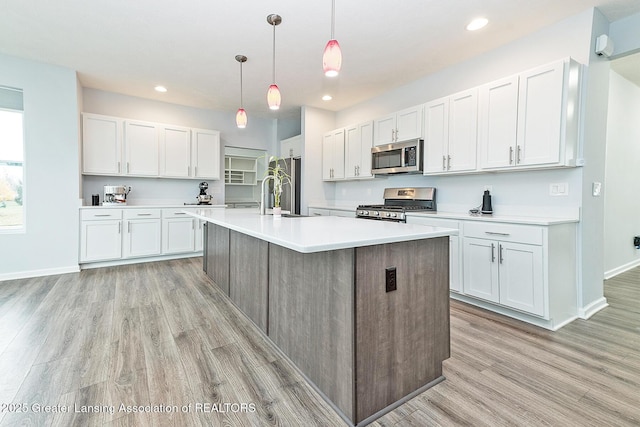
[481,190,493,214]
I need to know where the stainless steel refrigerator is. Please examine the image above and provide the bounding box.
[268,157,301,214]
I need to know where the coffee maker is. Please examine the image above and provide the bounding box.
[103,185,131,205]
[197,182,212,205]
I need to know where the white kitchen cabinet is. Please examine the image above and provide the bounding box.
[479,58,581,171]
[79,209,122,262]
[463,222,545,316]
[194,218,205,251]
[406,216,461,293]
[280,135,302,158]
[192,128,221,180]
[124,120,159,176]
[122,209,162,258]
[322,129,345,181]
[423,89,478,174]
[478,75,519,169]
[82,113,123,175]
[373,105,424,146]
[308,207,353,217]
[162,209,196,254]
[308,208,331,216]
[345,121,374,179]
[160,125,191,178]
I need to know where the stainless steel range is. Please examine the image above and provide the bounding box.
[356,187,436,222]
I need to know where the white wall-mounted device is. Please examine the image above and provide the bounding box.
[595,34,614,57]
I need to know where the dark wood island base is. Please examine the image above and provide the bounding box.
[204,222,450,426]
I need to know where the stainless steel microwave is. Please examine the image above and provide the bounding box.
[371,139,423,175]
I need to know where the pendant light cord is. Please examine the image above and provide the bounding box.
[272,22,277,83]
[330,0,335,39]
[239,61,244,108]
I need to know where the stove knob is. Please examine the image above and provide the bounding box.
[373,211,379,216]
[385,212,391,217]
[391,213,397,218]
[362,210,369,215]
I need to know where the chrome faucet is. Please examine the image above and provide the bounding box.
[260,175,273,215]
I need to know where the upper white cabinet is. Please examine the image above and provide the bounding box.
[479,58,581,171]
[82,113,220,180]
[160,125,191,178]
[373,105,424,146]
[423,88,478,174]
[280,135,302,158]
[345,121,374,179]
[82,114,123,175]
[192,128,221,180]
[124,120,159,176]
[322,129,345,181]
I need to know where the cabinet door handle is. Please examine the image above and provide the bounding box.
[174,212,187,215]
[195,166,198,176]
[192,219,195,230]
[447,155,452,170]
[509,147,514,164]
[126,162,130,173]
[395,128,399,141]
[517,146,522,164]
[94,214,111,217]
[117,161,121,173]
[485,231,510,236]
[136,213,152,216]
[442,156,446,170]
[127,220,130,233]
[118,222,121,234]
[188,166,190,176]
[499,244,504,264]
[491,243,495,262]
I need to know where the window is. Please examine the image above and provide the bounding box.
[0,87,24,231]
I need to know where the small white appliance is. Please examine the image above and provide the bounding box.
[103,185,130,205]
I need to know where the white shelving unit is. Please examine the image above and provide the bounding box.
[224,156,258,185]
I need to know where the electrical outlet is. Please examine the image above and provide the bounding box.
[592,182,602,197]
[385,267,397,292]
[550,183,568,196]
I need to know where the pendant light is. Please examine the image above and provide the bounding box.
[323,0,342,77]
[267,14,282,110]
[235,55,248,129]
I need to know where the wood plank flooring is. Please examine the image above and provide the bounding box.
[0,257,638,426]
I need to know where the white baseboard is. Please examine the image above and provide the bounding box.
[79,252,202,270]
[578,297,608,319]
[0,265,80,282]
[604,259,640,280]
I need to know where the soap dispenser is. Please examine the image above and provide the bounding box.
[481,190,493,215]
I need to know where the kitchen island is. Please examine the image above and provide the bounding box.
[186,208,456,426]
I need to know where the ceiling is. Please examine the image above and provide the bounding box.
[1,0,640,118]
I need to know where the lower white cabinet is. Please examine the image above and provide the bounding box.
[80,207,204,265]
[80,209,123,262]
[162,209,196,254]
[123,209,161,258]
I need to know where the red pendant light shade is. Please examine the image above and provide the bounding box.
[323,0,341,77]
[267,14,282,110]
[267,84,281,110]
[323,39,342,77]
[235,108,247,128]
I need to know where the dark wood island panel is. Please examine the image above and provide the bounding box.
[355,237,450,423]
[204,223,230,295]
[268,244,356,421]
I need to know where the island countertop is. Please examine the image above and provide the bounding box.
[185,208,457,253]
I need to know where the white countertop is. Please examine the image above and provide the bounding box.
[186,208,457,253]
[79,204,227,209]
[308,203,578,226]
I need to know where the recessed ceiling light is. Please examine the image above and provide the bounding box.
[466,17,488,31]
[322,94,333,101]
[154,85,167,93]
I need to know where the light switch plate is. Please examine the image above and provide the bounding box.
[550,183,568,196]
[592,182,602,197]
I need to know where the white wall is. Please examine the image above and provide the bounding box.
[82,89,278,205]
[0,53,80,280]
[604,71,640,276]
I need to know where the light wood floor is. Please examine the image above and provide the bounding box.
[0,258,638,426]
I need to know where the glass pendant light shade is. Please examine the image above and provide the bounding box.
[323,39,342,77]
[236,108,247,128]
[267,84,281,110]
